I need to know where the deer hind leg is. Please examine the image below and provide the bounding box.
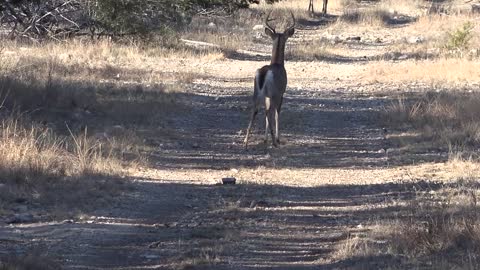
[275,108,280,145]
[264,97,271,145]
[267,107,277,147]
[244,108,258,149]
[264,112,269,145]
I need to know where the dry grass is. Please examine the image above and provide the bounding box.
[253,0,319,20]
[0,40,192,217]
[183,8,264,53]
[0,112,127,217]
[367,59,480,85]
[340,6,394,27]
[1,1,480,267]
[383,91,480,154]
[183,4,307,54]
[1,40,222,83]
[287,38,331,60]
[337,179,480,269]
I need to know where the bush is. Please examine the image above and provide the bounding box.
[0,0,267,39]
[445,21,475,55]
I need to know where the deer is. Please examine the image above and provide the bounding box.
[243,11,295,150]
[308,0,328,15]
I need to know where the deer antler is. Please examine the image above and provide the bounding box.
[265,11,275,33]
[286,11,295,32]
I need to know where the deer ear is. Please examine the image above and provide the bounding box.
[265,27,276,39]
[285,27,295,38]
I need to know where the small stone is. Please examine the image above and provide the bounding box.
[388,8,397,15]
[253,25,264,31]
[222,177,236,185]
[346,36,361,41]
[207,22,216,29]
[406,36,424,44]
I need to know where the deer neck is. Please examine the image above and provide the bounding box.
[270,37,285,65]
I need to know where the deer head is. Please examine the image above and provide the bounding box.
[264,11,295,65]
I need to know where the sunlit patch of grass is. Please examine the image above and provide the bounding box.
[344,180,480,269]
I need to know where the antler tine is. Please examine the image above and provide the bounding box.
[287,11,296,31]
[265,10,276,33]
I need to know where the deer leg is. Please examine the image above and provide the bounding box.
[275,109,280,145]
[264,97,271,146]
[244,108,258,149]
[264,113,269,145]
[268,109,277,147]
[308,0,314,13]
[278,96,283,114]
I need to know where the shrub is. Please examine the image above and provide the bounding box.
[445,21,475,55]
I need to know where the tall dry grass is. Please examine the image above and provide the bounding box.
[334,179,480,269]
[383,91,480,152]
[0,40,189,217]
[0,111,128,218]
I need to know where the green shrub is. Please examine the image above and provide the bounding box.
[445,21,475,53]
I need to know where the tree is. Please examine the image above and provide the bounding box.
[0,0,264,40]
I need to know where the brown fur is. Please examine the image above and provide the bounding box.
[244,13,295,149]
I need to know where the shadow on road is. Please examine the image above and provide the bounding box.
[0,179,446,269]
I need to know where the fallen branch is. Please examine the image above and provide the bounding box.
[180,38,221,49]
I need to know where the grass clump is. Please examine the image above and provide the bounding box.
[444,21,475,57]
[0,112,126,216]
[334,180,480,269]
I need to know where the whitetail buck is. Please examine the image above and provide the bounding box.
[244,11,295,149]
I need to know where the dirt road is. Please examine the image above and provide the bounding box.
[0,16,452,269]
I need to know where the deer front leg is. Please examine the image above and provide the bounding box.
[244,108,258,149]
